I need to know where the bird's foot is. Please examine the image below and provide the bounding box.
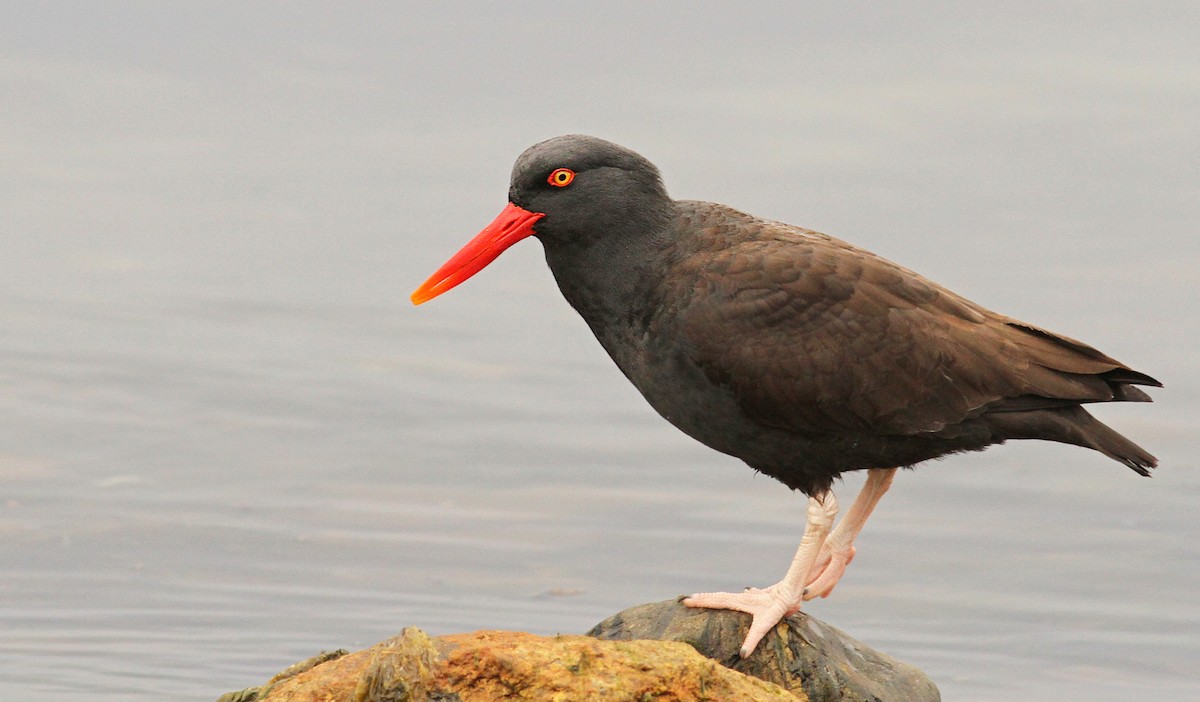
[683,582,804,657]
[684,493,838,658]
[803,544,856,600]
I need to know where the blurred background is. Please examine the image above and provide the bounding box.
[2,3,1197,700]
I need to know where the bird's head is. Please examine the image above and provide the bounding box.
[411,135,670,305]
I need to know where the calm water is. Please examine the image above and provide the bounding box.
[3,5,1198,700]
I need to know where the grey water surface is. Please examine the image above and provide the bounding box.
[2,4,1198,701]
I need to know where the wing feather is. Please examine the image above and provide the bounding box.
[669,208,1154,438]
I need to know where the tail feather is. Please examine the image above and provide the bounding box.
[987,406,1157,476]
[1099,367,1163,389]
[1111,383,1154,403]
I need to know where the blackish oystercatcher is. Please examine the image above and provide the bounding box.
[412,135,1160,657]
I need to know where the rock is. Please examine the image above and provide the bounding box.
[216,600,939,702]
[219,627,799,701]
[588,599,940,702]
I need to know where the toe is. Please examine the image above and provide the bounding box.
[739,601,789,657]
[683,591,768,615]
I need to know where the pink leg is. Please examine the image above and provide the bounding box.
[803,468,896,600]
[683,491,838,657]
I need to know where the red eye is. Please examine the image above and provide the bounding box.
[547,168,575,187]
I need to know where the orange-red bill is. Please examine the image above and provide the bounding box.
[411,202,546,305]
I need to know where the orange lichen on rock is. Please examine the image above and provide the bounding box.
[433,630,801,701]
[242,627,800,702]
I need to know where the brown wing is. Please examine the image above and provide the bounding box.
[671,211,1157,438]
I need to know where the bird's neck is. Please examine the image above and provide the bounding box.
[540,208,677,335]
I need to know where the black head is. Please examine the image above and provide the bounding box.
[508,135,673,247]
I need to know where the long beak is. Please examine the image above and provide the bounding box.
[411,202,546,305]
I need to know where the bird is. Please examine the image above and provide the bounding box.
[410,135,1160,657]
